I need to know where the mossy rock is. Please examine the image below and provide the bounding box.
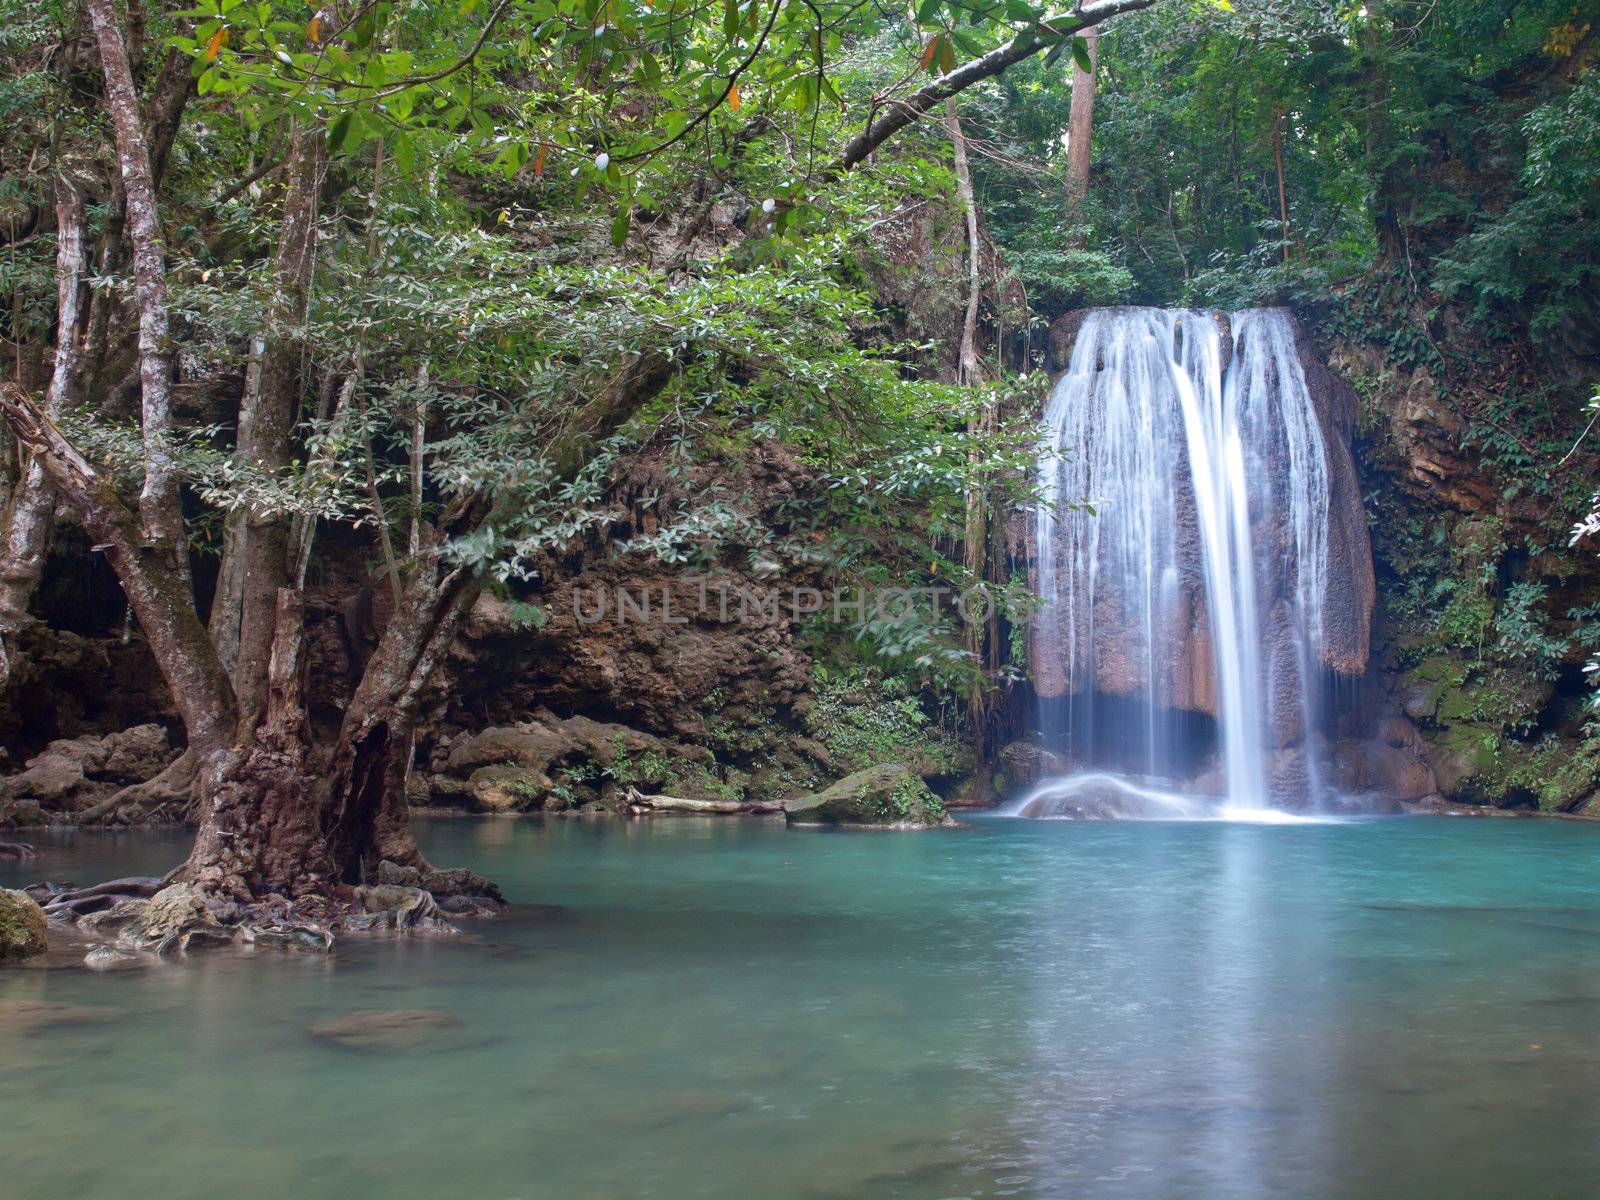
[1424,724,1499,798]
[0,888,48,960]
[466,764,552,812]
[783,764,953,829]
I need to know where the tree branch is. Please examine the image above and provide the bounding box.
[829,0,1156,180]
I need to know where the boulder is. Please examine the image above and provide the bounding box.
[1422,724,1499,799]
[76,899,151,936]
[5,752,86,803]
[130,883,222,949]
[784,765,953,828]
[1012,774,1202,819]
[99,724,174,780]
[0,888,48,959]
[354,884,447,930]
[464,764,552,812]
[445,722,578,774]
[1332,738,1437,802]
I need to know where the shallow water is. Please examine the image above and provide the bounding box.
[5,814,1600,1200]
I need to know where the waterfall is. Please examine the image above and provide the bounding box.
[1027,307,1335,814]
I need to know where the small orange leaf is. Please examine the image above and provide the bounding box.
[728,82,741,111]
[307,16,323,44]
[919,34,941,71]
[533,144,546,177]
[205,27,228,61]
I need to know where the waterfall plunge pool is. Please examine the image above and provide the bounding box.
[6,814,1600,1199]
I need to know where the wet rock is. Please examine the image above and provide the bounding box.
[0,888,48,959]
[354,884,448,930]
[76,898,150,935]
[0,798,43,828]
[242,921,334,953]
[992,741,1070,798]
[83,943,138,970]
[309,1008,464,1050]
[1375,716,1424,752]
[784,765,953,828]
[1422,724,1498,798]
[377,860,423,888]
[419,867,505,904]
[0,840,34,860]
[130,882,221,949]
[1014,775,1201,819]
[1332,739,1436,802]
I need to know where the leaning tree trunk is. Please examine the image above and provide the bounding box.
[0,179,85,638]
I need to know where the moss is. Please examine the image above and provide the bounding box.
[803,665,971,778]
[0,888,48,959]
[784,764,951,828]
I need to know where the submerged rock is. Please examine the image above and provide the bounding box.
[354,884,449,931]
[83,943,138,970]
[309,1008,464,1050]
[0,999,118,1030]
[0,888,48,959]
[1013,774,1202,819]
[784,765,953,828]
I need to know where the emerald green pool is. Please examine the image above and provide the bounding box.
[5,814,1600,1199]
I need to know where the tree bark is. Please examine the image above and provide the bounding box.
[1273,106,1291,263]
[946,98,993,752]
[0,179,86,635]
[1064,27,1099,217]
[84,0,188,561]
[210,125,324,725]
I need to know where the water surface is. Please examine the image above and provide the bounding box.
[4,815,1600,1199]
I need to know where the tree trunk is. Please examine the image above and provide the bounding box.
[0,179,85,635]
[210,125,324,724]
[946,98,992,750]
[85,0,188,561]
[1273,106,1291,263]
[1065,27,1099,220]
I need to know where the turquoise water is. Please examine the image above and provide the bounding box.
[5,814,1600,1199]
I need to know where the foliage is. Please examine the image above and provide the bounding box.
[805,664,969,776]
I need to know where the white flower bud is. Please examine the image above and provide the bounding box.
[762,198,776,214]
[594,152,610,172]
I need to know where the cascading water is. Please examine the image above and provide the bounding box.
[1022,307,1338,817]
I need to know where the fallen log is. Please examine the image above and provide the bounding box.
[622,787,783,815]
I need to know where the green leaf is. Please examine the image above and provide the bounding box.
[610,205,631,246]
[1070,35,1093,74]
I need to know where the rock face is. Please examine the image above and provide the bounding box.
[427,712,726,814]
[784,765,953,828]
[0,889,48,959]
